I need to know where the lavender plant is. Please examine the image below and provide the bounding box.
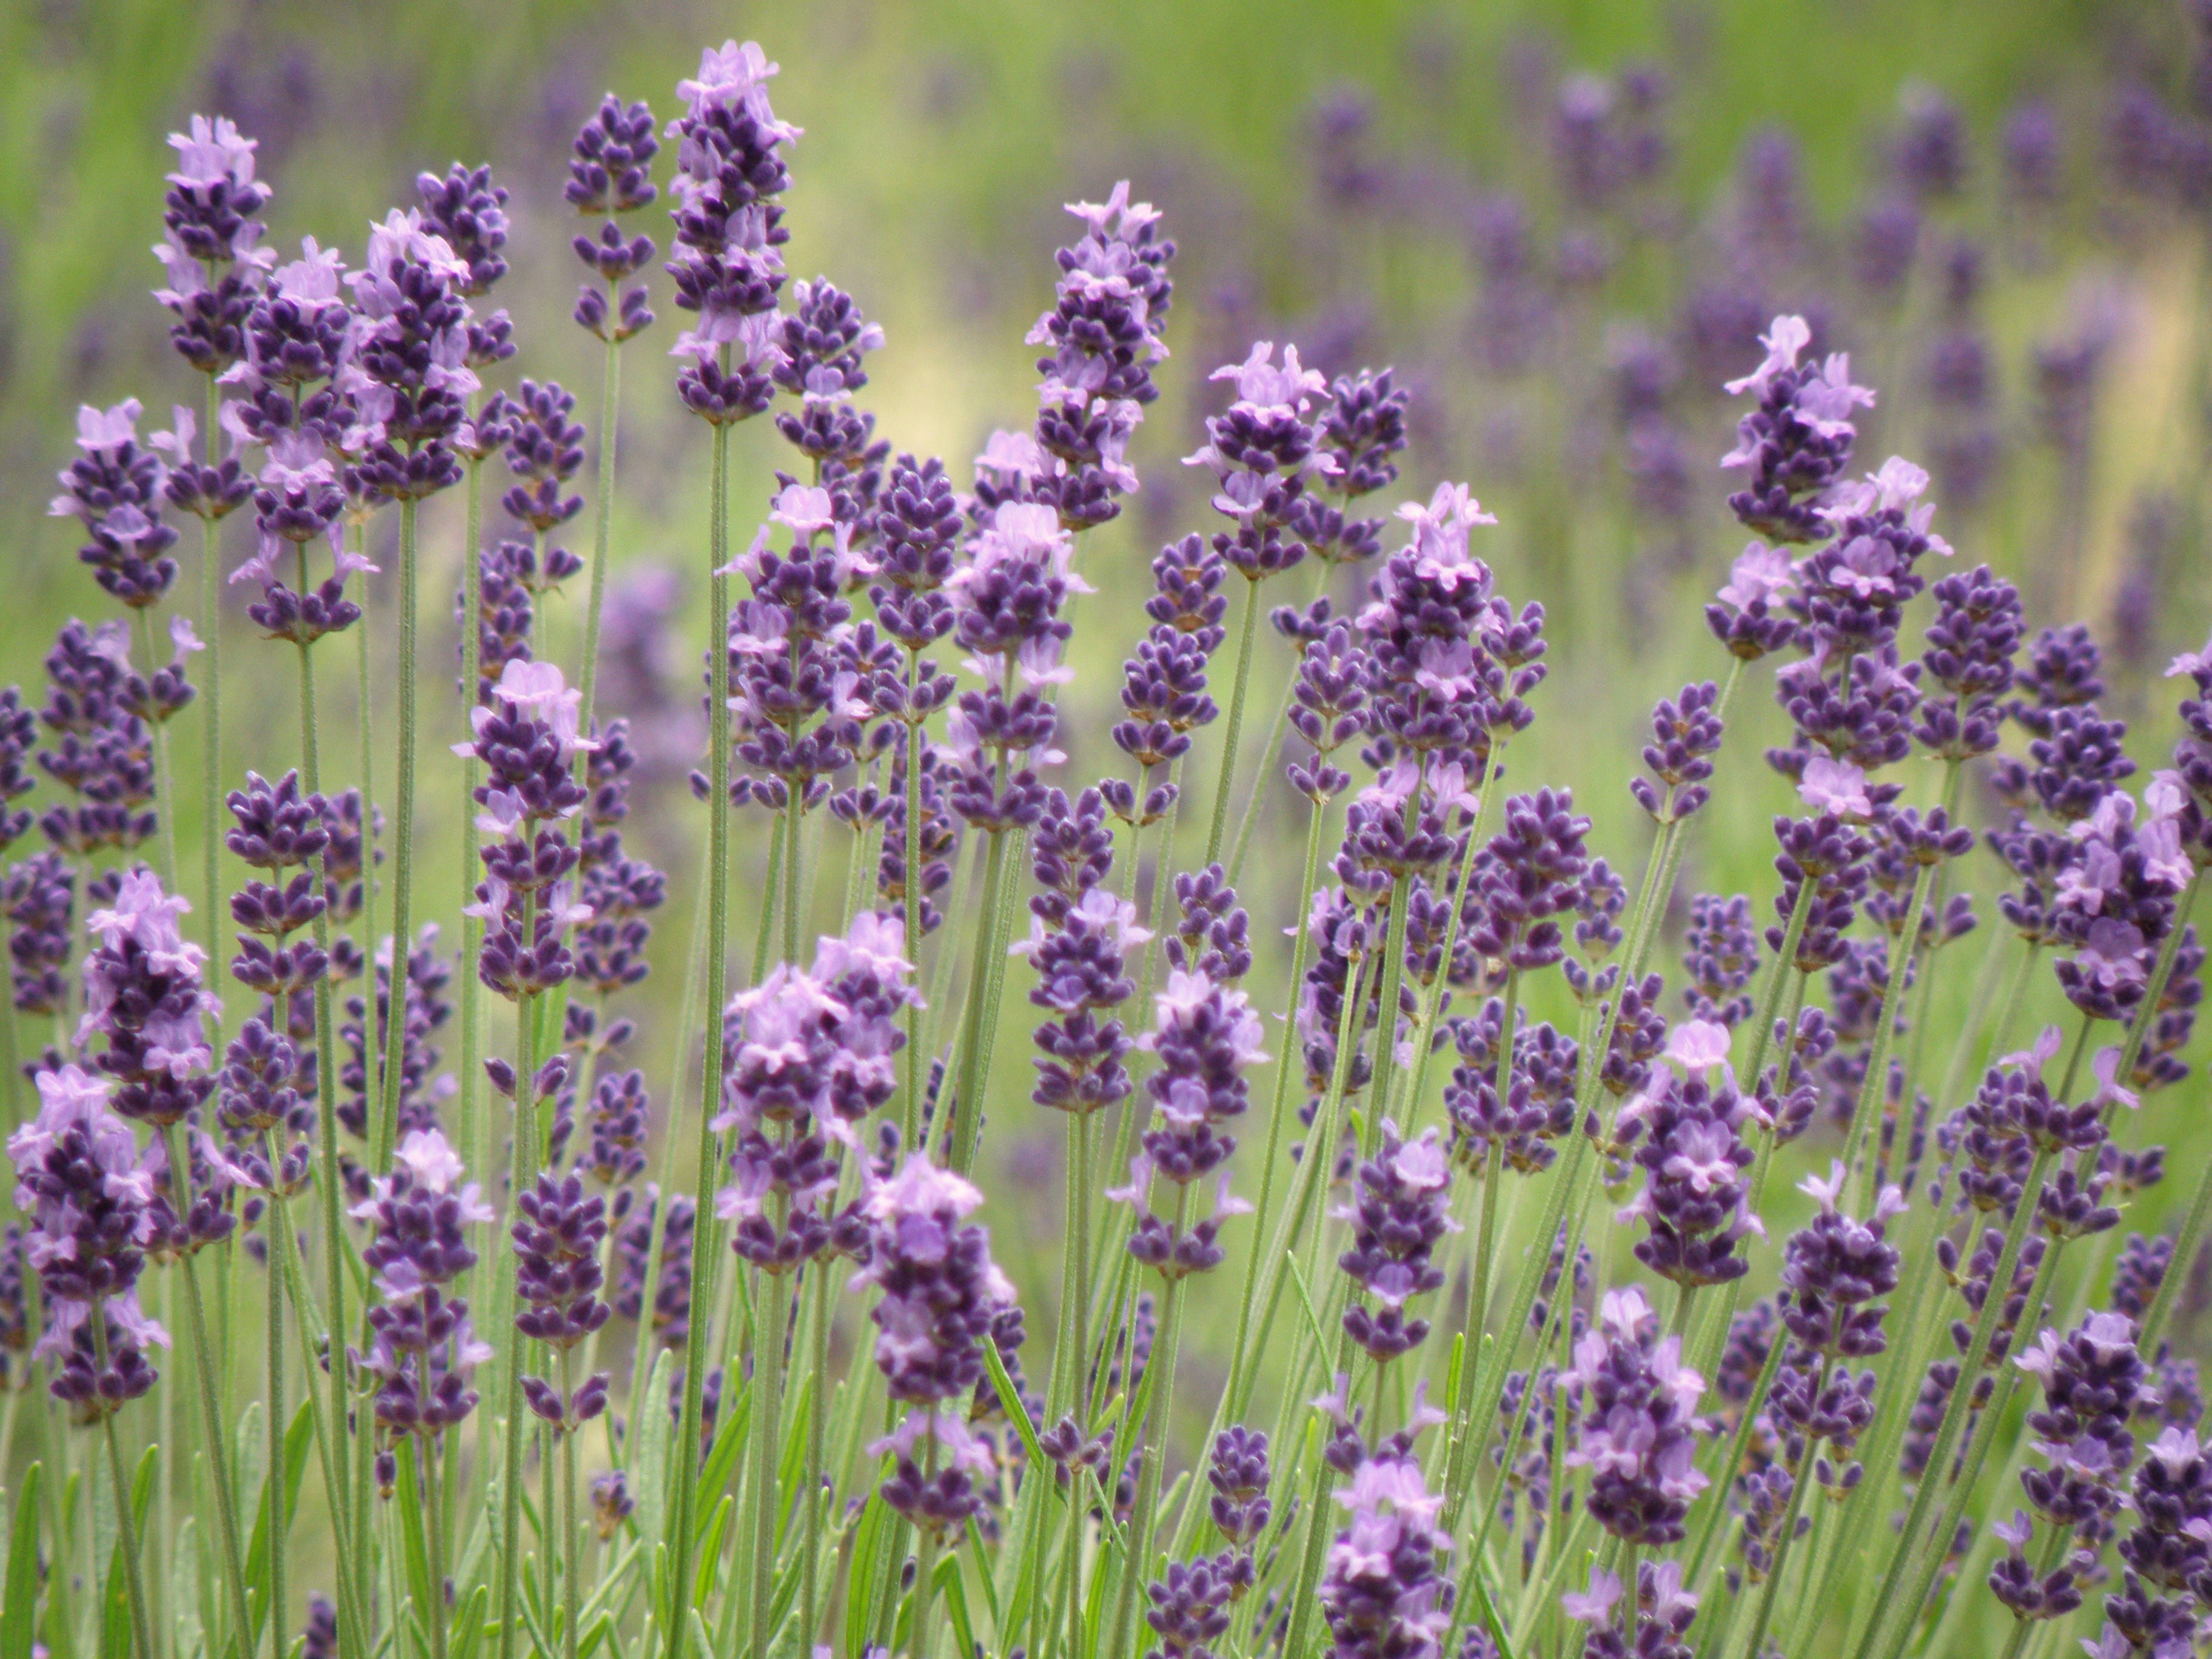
[10,30,2212,1659]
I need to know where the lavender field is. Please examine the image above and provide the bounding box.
[2,5,2212,1659]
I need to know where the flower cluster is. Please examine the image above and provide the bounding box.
[6,1067,169,1418]
[980,181,1175,531]
[852,1156,1017,1538]
[664,40,795,421]
[463,659,594,1002]
[567,93,659,341]
[1114,967,1265,1280]
[1336,1123,1456,1364]
[1562,1285,1709,1546]
[352,1128,493,1480]
[712,913,916,1272]
[1020,786,1144,1117]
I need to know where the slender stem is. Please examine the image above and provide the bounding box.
[346,604,381,1644]
[1842,849,1943,1213]
[135,605,180,899]
[375,495,421,1178]
[1855,1145,2059,1659]
[496,967,538,1659]
[262,1136,287,1658]
[1470,970,1521,1344]
[1399,740,1506,1131]
[1739,879,1816,1092]
[199,373,224,994]
[1106,1185,1195,1659]
[665,413,734,1659]
[749,1260,788,1659]
[900,701,925,1148]
[575,329,623,739]
[156,1128,256,1659]
[421,1436,451,1659]
[1204,577,1262,866]
[908,1439,943,1659]
[947,830,1010,1177]
[458,457,489,1313]
[800,1248,834,1654]
[1735,1358,1830,1659]
[91,1308,155,1659]
[1221,800,1318,1424]
[559,1351,580,1659]
[1983,942,2045,1073]
[1683,1311,1790,1595]
[290,578,352,1624]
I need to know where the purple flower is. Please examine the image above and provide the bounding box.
[351,1128,494,1447]
[1562,1285,1709,1545]
[153,115,272,377]
[1318,1451,1455,1659]
[512,1171,611,1429]
[78,867,218,1131]
[7,1065,167,1413]
[1335,1122,1456,1363]
[997,180,1175,531]
[1720,315,1874,543]
[851,1154,1017,1536]
[662,41,796,420]
[34,621,161,856]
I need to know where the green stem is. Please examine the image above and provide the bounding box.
[1740,879,1815,1091]
[199,372,224,1001]
[347,589,381,1635]
[1735,1358,1829,1659]
[1399,739,1507,1133]
[135,606,179,899]
[458,456,488,1309]
[900,697,925,1148]
[1204,577,1262,866]
[156,1130,256,1659]
[1841,853,1943,1212]
[261,1151,287,1655]
[496,967,539,1659]
[375,495,421,1179]
[801,1250,834,1654]
[575,328,623,739]
[749,1261,788,1659]
[664,412,734,1659]
[1683,1319,1790,1596]
[290,579,352,1630]
[1179,793,1326,1557]
[907,1440,942,1659]
[947,830,1010,1176]
[421,1436,452,1659]
[1105,1185,1195,1659]
[91,1308,155,1659]
[1855,1145,2059,1659]
[559,1352,580,1659]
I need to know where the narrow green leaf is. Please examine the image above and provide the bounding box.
[846,1495,891,1649]
[963,1515,1002,1639]
[982,1343,1048,1481]
[695,1382,749,1508]
[692,1494,732,1607]
[100,1446,157,1659]
[392,1447,439,1656]
[576,1611,612,1659]
[447,1586,488,1659]
[632,1350,673,1553]
[170,1516,203,1659]
[1282,1252,1330,1354]
[1,1464,43,1659]
[240,1401,313,1651]
[936,1554,976,1659]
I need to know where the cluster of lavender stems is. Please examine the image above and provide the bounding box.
[14,30,2212,1659]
